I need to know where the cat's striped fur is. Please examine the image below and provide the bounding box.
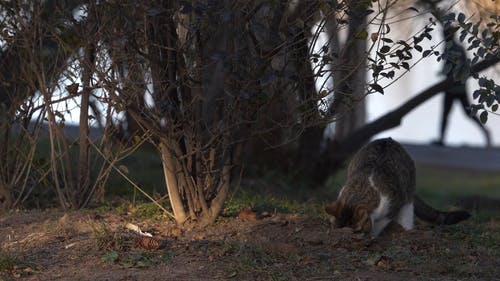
[325,138,470,237]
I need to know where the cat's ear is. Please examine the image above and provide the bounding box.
[353,206,371,233]
[325,201,341,217]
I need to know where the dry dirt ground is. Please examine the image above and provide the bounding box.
[1,209,499,281]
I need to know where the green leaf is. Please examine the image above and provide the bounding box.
[458,13,466,23]
[458,30,466,42]
[407,7,419,13]
[386,70,395,79]
[355,30,368,40]
[442,13,456,22]
[492,104,498,112]
[477,47,486,58]
[472,21,480,36]
[479,111,488,124]
[481,28,489,39]
[486,95,495,107]
[397,40,411,49]
[478,78,490,88]
[473,89,487,99]
[380,45,391,53]
[370,83,384,94]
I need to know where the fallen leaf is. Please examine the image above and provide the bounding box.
[392,260,407,271]
[305,238,323,246]
[237,209,257,220]
[376,255,392,269]
[301,256,318,265]
[262,242,298,255]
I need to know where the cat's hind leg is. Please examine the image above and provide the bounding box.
[396,203,414,230]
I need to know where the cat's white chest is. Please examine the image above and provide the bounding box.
[368,174,391,221]
[369,194,391,237]
[371,194,390,220]
[368,174,414,236]
[368,174,392,236]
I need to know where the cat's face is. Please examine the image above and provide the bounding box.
[325,201,371,233]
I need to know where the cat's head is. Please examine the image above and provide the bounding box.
[325,201,371,233]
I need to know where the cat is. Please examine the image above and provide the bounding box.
[325,138,470,237]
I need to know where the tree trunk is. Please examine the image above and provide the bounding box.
[159,142,188,224]
[291,0,368,183]
[293,2,325,178]
[77,45,94,207]
[199,153,232,226]
[329,0,367,141]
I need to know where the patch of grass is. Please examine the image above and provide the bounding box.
[437,220,500,251]
[0,254,19,274]
[0,253,36,279]
[101,250,175,269]
[226,242,290,280]
[224,190,324,216]
[469,209,499,223]
[416,165,500,208]
[101,251,119,264]
[114,201,171,221]
[129,202,170,221]
[118,251,154,268]
[379,245,424,266]
[419,219,500,279]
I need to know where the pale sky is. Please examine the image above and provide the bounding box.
[369,59,500,147]
[367,25,500,147]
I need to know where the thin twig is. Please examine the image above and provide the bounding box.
[88,137,175,219]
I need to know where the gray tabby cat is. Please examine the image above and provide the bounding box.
[325,138,470,237]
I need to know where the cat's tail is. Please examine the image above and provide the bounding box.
[414,196,471,224]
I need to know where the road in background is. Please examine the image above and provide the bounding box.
[403,143,500,172]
